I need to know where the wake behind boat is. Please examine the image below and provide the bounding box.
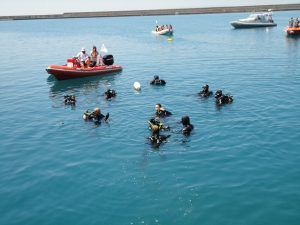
[230,9,277,28]
[46,55,122,80]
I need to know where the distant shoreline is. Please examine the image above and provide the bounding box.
[0,4,299,21]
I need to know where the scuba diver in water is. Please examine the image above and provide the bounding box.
[214,90,233,105]
[149,75,166,85]
[181,116,194,135]
[63,95,76,104]
[83,107,109,124]
[155,103,172,118]
[147,125,171,148]
[198,84,213,97]
[104,89,117,100]
[148,118,170,131]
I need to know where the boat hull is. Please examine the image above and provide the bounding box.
[46,65,122,80]
[284,27,300,35]
[230,21,277,28]
[151,29,173,35]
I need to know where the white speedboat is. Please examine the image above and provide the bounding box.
[230,10,277,28]
[151,28,173,35]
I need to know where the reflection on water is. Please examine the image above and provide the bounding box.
[47,72,121,105]
[284,34,300,46]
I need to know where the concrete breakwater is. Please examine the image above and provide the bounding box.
[0,4,299,21]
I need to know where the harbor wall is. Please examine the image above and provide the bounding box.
[0,4,299,21]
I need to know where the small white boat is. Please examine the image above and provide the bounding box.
[151,29,173,35]
[230,9,277,28]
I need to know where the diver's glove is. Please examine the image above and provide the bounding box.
[104,113,109,121]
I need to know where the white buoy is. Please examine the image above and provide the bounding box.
[134,82,141,90]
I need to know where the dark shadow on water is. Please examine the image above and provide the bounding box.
[47,72,121,95]
[47,72,122,106]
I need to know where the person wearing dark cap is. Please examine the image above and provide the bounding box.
[198,84,213,97]
[104,89,117,100]
[214,90,233,105]
[181,116,194,135]
[73,47,90,68]
[155,103,172,118]
[149,75,166,85]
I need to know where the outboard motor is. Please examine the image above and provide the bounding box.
[103,55,114,66]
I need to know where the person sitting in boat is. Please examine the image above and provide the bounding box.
[148,118,170,131]
[181,116,194,136]
[104,89,117,100]
[198,84,213,97]
[289,17,294,28]
[149,75,166,85]
[74,47,90,68]
[63,94,76,104]
[295,18,299,27]
[161,25,165,30]
[83,107,109,124]
[166,24,169,29]
[214,90,233,105]
[169,24,172,30]
[90,46,99,67]
[155,103,172,118]
[147,125,170,148]
[155,26,159,32]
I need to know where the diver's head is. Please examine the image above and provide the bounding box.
[202,84,209,91]
[93,107,101,115]
[155,103,162,110]
[151,125,160,135]
[181,116,191,126]
[154,75,159,80]
[70,95,75,100]
[215,90,222,98]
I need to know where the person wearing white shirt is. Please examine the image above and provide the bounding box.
[74,47,90,68]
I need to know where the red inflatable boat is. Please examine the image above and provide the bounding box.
[284,26,300,35]
[46,55,122,80]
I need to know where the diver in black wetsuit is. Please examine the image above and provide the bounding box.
[148,125,170,147]
[148,118,170,131]
[214,90,233,105]
[83,107,109,124]
[149,75,166,85]
[181,116,194,135]
[155,103,172,118]
[63,95,76,104]
[104,89,117,100]
[198,84,213,97]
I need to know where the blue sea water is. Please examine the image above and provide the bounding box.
[0,10,300,225]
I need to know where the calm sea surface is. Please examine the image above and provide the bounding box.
[0,10,300,225]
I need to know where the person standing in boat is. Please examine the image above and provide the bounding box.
[90,46,99,67]
[289,17,294,27]
[74,48,90,68]
[295,18,299,27]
